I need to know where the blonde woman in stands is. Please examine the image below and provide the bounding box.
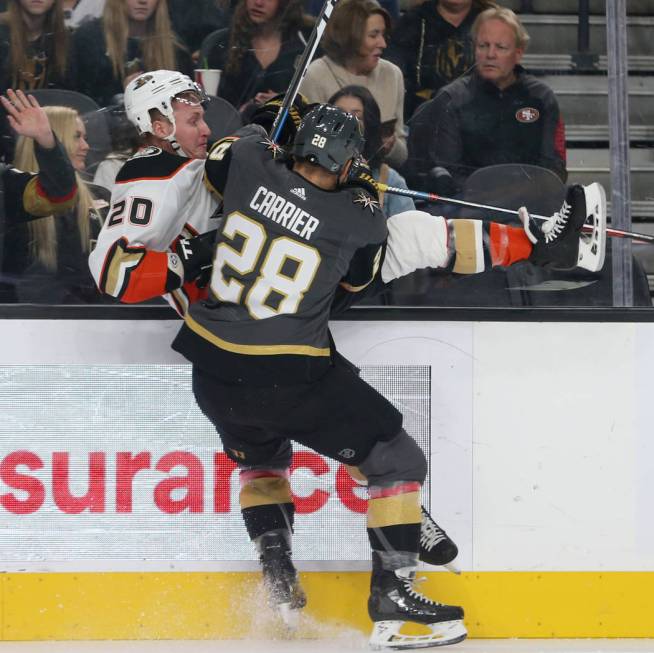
[70,0,193,106]
[0,0,70,94]
[9,105,107,303]
[299,0,407,167]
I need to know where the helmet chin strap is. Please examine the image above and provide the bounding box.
[163,122,190,158]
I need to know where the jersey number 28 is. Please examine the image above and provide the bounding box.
[210,212,321,319]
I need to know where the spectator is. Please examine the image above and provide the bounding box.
[63,0,105,28]
[92,105,140,191]
[8,104,107,303]
[387,0,497,118]
[0,90,78,302]
[299,0,407,167]
[167,0,227,59]
[305,0,399,21]
[202,0,313,114]
[329,85,414,217]
[0,0,70,94]
[407,6,567,193]
[71,0,193,107]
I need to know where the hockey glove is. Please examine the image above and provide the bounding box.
[172,230,216,285]
[342,157,381,203]
[250,93,313,146]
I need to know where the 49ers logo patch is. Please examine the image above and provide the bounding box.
[516,107,540,123]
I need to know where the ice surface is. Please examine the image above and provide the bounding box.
[0,640,652,652]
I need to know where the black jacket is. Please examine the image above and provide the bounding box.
[407,68,567,190]
[0,23,72,96]
[0,138,78,302]
[387,1,482,118]
[206,27,310,109]
[71,18,193,107]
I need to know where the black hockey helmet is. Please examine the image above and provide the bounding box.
[292,104,364,174]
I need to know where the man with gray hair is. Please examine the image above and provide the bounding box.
[406,6,567,193]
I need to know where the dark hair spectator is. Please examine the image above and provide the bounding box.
[70,0,192,107]
[299,0,407,168]
[406,6,566,193]
[329,85,414,217]
[304,0,398,20]
[0,0,70,94]
[167,0,227,59]
[387,0,497,118]
[9,104,108,303]
[202,0,313,113]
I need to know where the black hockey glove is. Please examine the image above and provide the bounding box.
[341,157,381,203]
[249,93,313,146]
[174,230,216,283]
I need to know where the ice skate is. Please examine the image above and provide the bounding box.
[419,507,459,574]
[257,530,306,629]
[368,553,467,650]
[520,182,606,272]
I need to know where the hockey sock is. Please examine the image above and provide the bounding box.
[367,481,422,569]
[239,468,295,540]
[448,219,533,273]
[487,222,533,267]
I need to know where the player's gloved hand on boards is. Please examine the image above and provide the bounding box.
[171,230,216,285]
[341,157,381,203]
[250,93,313,146]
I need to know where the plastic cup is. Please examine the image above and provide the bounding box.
[194,69,222,96]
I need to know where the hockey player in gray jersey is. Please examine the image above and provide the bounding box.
[173,103,606,648]
[88,68,459,615]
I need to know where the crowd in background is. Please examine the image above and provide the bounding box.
[0,0,650,306]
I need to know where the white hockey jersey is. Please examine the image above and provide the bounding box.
[89,146,222,315]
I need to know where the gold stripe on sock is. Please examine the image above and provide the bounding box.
[239,477,292,509]
[452,219,484,274]
[367,491,421,529]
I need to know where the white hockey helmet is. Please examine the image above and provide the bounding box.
[124,70,207,136]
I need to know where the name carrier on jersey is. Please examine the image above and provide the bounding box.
[249,186,320,241]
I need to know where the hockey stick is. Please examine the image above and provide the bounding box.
[377,182,654,244]
[269,0,340,143]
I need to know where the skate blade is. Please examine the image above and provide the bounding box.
[369,619,467,650]
[578,182,606,273]
[277,602,301,631]
[443,561,461,575]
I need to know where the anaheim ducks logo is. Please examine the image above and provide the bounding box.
[515,107,540,123]
[133,74,154,89]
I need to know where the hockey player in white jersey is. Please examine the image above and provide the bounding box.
[88,70,219,316]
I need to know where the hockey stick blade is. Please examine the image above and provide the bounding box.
[377,183,654,245]
[269,0,340,143]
